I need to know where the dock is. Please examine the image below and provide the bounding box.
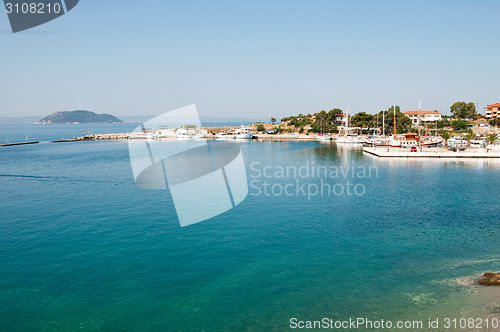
[48,139,81,143]
[0,141,39,147]
[363,147,500,158]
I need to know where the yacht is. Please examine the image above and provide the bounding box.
[216,130,235,139]
[233,125,254,139]
[337,134,364,144]
[389,133,443,148]
[315,134,332,141]
[176,125,206,139]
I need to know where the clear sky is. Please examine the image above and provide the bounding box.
[1,0,499,119]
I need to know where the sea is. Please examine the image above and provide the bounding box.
[0,124,499,331]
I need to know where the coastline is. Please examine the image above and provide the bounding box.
[443,274,500,331]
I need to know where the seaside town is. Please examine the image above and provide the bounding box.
[29,101,499,159]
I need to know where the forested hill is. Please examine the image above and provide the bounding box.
[35,110,123,124]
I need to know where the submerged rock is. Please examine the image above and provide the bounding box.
[478,272,500,286]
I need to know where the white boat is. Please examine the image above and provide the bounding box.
[176,125,206,139]
[216,130,235,139]
[233,125,254,139]
[337,135,364,144]
[389,133,443,148]
[447,137,467,147]
[369,136,391,146]
[337,106,364,144]
[470,139,486,148]
[146,132,157,140]
[157,129,176,138]
[315,134,332,141]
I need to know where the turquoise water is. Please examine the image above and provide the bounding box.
[0,134,499,331]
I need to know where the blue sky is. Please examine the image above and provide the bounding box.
[1,0,499,119]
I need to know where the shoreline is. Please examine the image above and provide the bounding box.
[444,273,500,330]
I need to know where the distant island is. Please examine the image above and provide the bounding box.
[35,110,123,124]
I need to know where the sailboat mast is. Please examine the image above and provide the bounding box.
[382,108,385,136]
[418,99,422,150]
[345,106,349,137]
[393,106,396,136]
[418,99,421,138]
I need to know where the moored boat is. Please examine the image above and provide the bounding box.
[389,133,443,148]
[176,125,207,139]
[315,134,332,141]
[233,125,254,139]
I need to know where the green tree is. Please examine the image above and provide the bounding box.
[256,124,265,132]
[451,119,469,130]
[487,133,498,145]
[271,117,276,124]
[350,112,374,129]
[436,120,449,129]
[465,129,476,147]
[450,101,476,119]
[316,110,328,133]
[440,130,452,147]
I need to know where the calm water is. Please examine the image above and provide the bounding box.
[0,126,499,331]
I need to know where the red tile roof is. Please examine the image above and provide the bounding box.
[404,110,441,115]
[486,103,500,108]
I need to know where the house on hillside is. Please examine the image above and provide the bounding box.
[485,103,500,120]
[334,114,347,125]
[403,110,442,124]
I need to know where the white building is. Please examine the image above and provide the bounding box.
[334,114,347,125]
[403,110,442,124]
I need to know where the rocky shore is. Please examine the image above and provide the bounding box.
[478,272,500,286]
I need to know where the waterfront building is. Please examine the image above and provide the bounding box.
[403,110,442,124]
[485,103,500,120]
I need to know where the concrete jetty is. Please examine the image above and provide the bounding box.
[363,146,500,158]
[0,141,39,147]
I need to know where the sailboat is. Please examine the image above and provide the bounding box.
[315,116,332,141]
[387,102,443,148]
[336,106,364,144]
[371,107,391,146]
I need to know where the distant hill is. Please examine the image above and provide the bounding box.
[35,110,123,124]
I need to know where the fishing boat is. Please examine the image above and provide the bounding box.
[364,136,391,146]
[215,130,234,139]
[176,125,206,139]
[389,133,443,148]
[233,125,254,139]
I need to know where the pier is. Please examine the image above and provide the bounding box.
[0,141,39,147]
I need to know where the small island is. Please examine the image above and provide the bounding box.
[35,110,123,124]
